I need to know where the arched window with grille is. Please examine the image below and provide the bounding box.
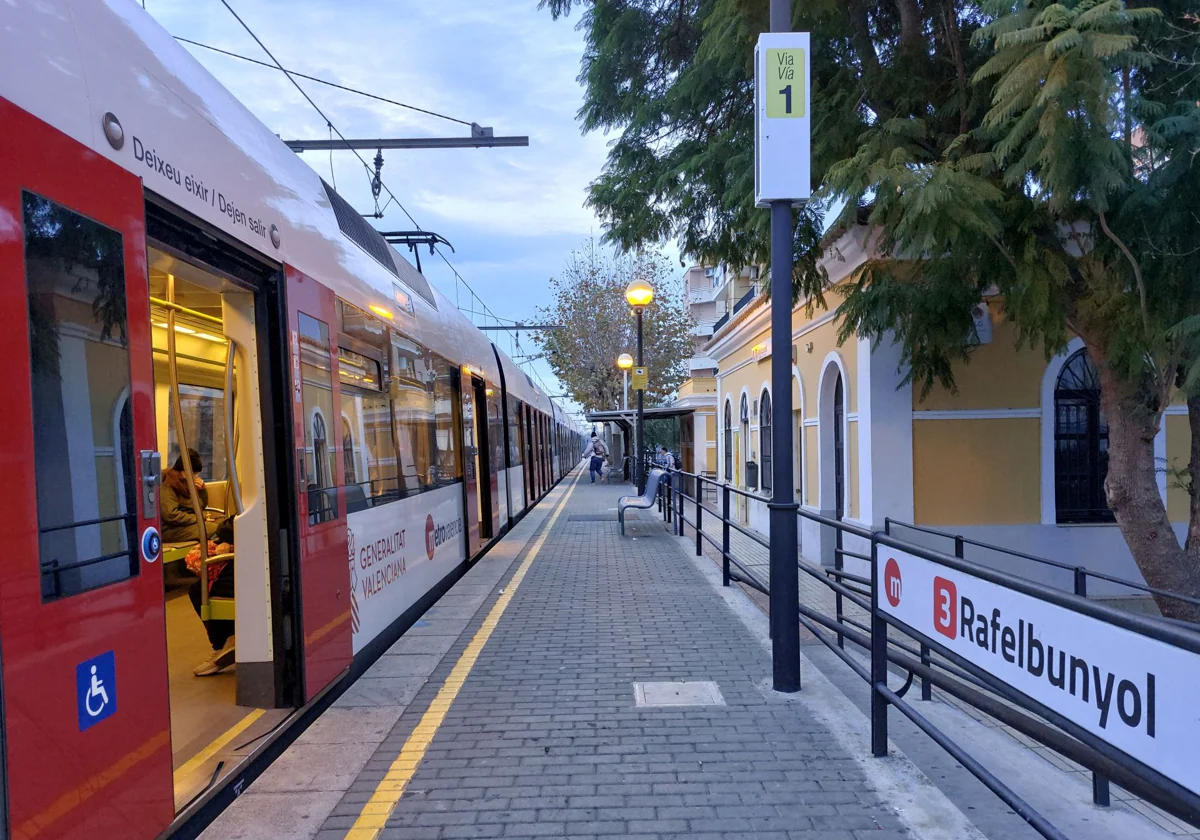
[760,390,773,493]
[723,400,733,481]
[1054,350,1114,523]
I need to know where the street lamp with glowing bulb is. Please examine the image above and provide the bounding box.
[617,353,633,412]
[624,279,654,492]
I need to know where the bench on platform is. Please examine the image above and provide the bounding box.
[617,468,665,536]
[606,455,632,484]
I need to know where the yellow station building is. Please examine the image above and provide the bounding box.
[680,224,1192,597]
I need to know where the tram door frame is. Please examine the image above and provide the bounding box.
[283,266,352,701]
[0,98,175,838]
[144,200,302,711]
[524,405,536,501]
[472,377,494,543]
[460,373,481,556]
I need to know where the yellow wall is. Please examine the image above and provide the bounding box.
[713,298,858,504]
[804,425,818,506]
[913,419,1040,525]
[794,317,857,415]
[1167,413,1192,523]
[848,421,859,518]
[678,376,716,398]
[916,316,1046,411]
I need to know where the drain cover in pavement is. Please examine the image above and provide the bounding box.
[633,681,726,707]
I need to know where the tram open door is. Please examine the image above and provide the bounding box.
[0,98,175,839]
[461,373,493,557]
[147,239,299,809]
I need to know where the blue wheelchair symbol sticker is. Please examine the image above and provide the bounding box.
[77,650,117,731]
[142,527,161,563]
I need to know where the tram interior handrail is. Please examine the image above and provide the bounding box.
[650,463,1200,837]
[165,272,211,604]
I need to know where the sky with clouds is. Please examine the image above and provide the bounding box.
[144,0,676,426]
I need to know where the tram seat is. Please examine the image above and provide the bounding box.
[199,552,236,621]
[162,542,195,564]
[205,480,228,514]
[617,469,665,536]
[345,483,371,515]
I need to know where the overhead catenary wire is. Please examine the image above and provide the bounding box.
[174,36,472,127]
[208,1,564,400]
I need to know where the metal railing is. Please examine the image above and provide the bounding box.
[884,517,1200,621]
[732,283,760,315]
[644,462,1200,839]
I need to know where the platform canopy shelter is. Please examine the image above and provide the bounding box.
[585,405,697,479]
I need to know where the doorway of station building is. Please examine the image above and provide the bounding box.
[147,240,295,810]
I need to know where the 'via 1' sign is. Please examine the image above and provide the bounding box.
[754,32,811,207]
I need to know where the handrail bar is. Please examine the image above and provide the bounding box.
[884,517,1200,609]
[879,684,1069,840]
[876,532,1200,651]
[653,472,1200,829]
[727,517,770,549]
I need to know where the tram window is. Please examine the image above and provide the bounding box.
[487,388,504,472]
[338,347,399,508]
[299,312,339,524]
[389,337,462,492]
[390,335,435,493]
[337,298,388,349]
[23,191,138,600]
[508,400,524,466]
[432,356,462,485]
[167,384,228,481]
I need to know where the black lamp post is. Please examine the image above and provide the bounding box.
[625,278,654,493]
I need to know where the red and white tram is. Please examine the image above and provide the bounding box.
[0,3,583,838]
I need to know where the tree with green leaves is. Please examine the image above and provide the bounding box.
[534,240,694,411]
[542,0,1200,619]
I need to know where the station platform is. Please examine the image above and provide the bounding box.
[200,469,1180,840]
[199,469,914,839]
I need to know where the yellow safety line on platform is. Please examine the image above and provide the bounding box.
[345,470,584,839]
[173,708,266,787]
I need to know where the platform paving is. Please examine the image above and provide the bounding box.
[206,470,921,839]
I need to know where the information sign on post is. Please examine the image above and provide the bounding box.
[754,32,811,207]
[631,366,648,391]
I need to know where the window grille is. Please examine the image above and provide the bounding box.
[1054,350,1114,523]
[723,401,733,481]
[760,391,773,493]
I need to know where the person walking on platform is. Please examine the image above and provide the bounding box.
[656,445,676,471]
[587,433,608,484]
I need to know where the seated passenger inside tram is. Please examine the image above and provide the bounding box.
[161,448,220,543]
[186,518,235,677]
[161,449,237,676]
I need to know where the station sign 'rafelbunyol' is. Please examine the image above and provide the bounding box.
[876,547,1200,796]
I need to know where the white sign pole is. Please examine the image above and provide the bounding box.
[756,16,811,692]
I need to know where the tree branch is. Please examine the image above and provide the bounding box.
[1187,392,1200,563]
[1098,211,1151,337]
